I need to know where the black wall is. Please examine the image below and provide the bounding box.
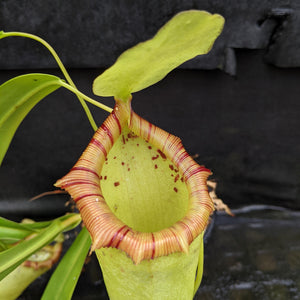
[1,0,300,71]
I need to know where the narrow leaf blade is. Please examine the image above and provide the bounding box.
[93,10,224,100]
[0,214,80,245]
[42,227,91,300]
[0,214,81,280]
[0,221,62,280]
[0,73,62,165]
[0,217,35,243]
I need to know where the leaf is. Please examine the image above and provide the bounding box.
[0,214,81,280]
[0,221,61,280]
[0,73,62,165]
[0,218,35,244]
[42,227,91,300]
[0,214,80,245]
[93,10,224,100]
[0,259,50,299]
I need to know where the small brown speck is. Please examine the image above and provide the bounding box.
[154,164,158,169]
[104,176,107,180]
[148,146,152,150]
[157,150,166,159]
[114,182,120,187]
[174,187,178,193]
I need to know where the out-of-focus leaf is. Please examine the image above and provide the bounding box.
[0,214,81,280]
[0,214,80,244]
[0,73,62,165]
[42,227,91,300]
[0,242,63,300]
[0,218,35,244]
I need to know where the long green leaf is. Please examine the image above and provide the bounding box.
[0,221,62,280]
[0,214,80,244]
[0,73,62,165]
[0,214,81,280]
[42,227,91,300]
[0,218,35,244]
[93,10,224,100]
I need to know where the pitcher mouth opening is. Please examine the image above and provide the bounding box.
[55,100,214,264]
[100,125,191,233]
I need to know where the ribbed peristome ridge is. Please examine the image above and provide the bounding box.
[55,98,214,264]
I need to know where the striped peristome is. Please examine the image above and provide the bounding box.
[55,98,214,264]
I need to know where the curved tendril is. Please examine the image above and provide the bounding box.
[58,81,113,113]
[0,31,109,130]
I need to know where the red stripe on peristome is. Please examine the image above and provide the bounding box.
[71,166,100,179]
[73,193,103,203]
[107,225,127,247]
[175,151,189,165]
[162,133,171,152]
[169,228,183,252]
[128,108,134,128]
[185,166,211,180]
[111,110,122,134]
[178,220,194,243]
[151,233,156,259]
[115,228,130,248]
[90,138,107,157]
[182,163,211,179]
[147,122,152,142]
[78,158,94,164]
[100,123,114,145]
[171,144,184,162]
[61,181,99,188]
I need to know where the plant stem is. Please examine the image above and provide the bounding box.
[0,31,101,130]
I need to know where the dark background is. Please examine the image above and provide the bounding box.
[0,0,299,220]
